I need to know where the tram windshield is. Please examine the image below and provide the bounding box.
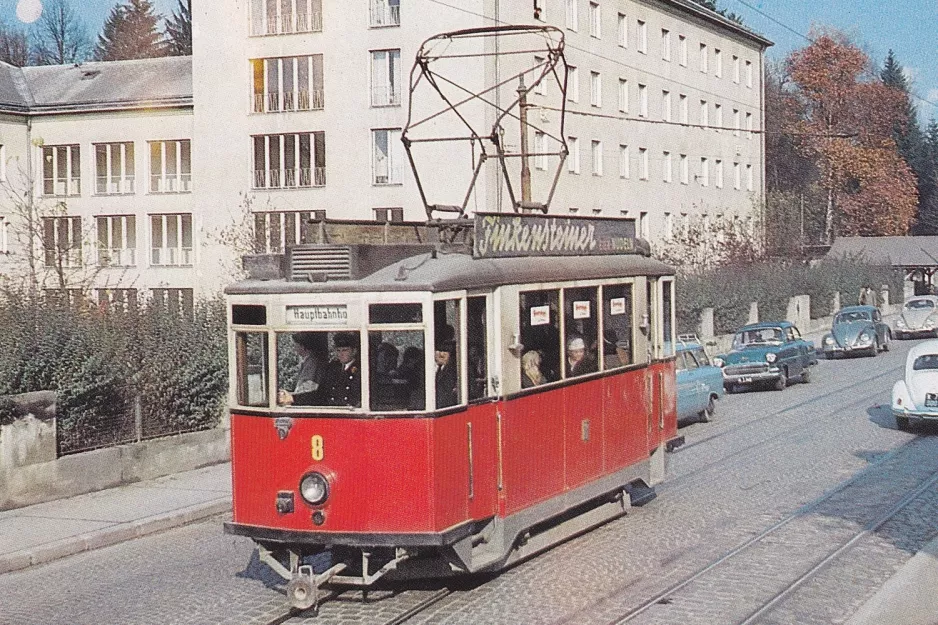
[276,331,363,408]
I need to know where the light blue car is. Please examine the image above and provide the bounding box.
[676,336,724,423]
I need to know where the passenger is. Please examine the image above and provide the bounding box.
[521,350,546,388]
[319,332,362,407]
[278,332,325,406]
[372,341,400,408]
[566,336,597,376]
[397,346,426,409]
[603,330,630,368]
[434,339,458,409]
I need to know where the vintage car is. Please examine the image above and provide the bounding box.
[676,336,724,423]
[894,296,938,339]
[892,339,938,430]
[821,305,891,358]
[714,321,818,393]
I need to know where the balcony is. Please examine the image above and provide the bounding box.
[97,247,137,267]
[150,174,193,193]
[371,85,401,107]
[257,89,324,113]
[255,167,325,188]
[258,10,322,35]
[370,1,400,26]
[45,178,81,197]
[96,176,135,195]
[151,246,193,267]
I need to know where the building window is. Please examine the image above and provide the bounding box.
[591,140,603,176]
[662,90,671,122]
[567,65,579,102]
[590,71,602,107]
[94,143,134,195]
[661,29,670,61]
[734,109,741,136]
[638,83,647,117]
[747,164,754,191]
[714,48,722,78]
[715,103,723,130]
[619,144,629,179]
[663,151,672,183]
[733,55,740,83]
[734,161,741,189]
[637,20,646,53]
[664,212,673,240]
[639,211,649,239]
[0,145,6,182]
[254,210,322,252]
[699,42,708,73]
[149,139,192,193]
[568,136,580,174]
[534,132,548,170]
[589,2,600,38]
[700,100,708,128]
[699,157,709,187]
[618,78,628,113]
[639,147,648,180]
[680,154,688,184]
[617,13,627,47]
[374,207,404,223]
[370,0,400,27]
[96,215,136,266]
[150,213,193,266]
[253,132,326,188]
[534,56,547,95]
[42,145,80,197]
[249,0,323,35]
[252,55,324,113]
[746,112,754,139]
[43,215,81,267]
[371,49,401,106]
[372,128,404,185]
[679,94,688,124]
[566,0,578,31]
[715,159,723,188]
[151,288,194,317]
[746,60,753,88]
[96,288,138,312]
[0,216,7,254]
[679,34,687,66]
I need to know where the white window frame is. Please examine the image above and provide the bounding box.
[618,78,628,113]
[591,140,603,176]
[680,154,688,184]
[638,83,648,118]
[699,157,709,187]
[715,159,723,188]
[370,49,401,107]
[699,42,708,73]
[619,144,629,179]
[568,136,580,174]
[534,56,547,95]
[149,139,192,193]
[746,112,754,139]
[370,0,401,27]
[639,147,648,180]
[664,213,673,240]
[639,211,649,239]
[566,0,578,31]
[714,48,722,78]
[734,109,741,136]
[372,128,404,185]
[715,103,723,131]
[589,2,601,38]
[43,215,82,268]
[149,213,193,267]
[733,55,740,83]
[662,90,671,122]
[746,60,753,88]
[252,132,325,189]
[252,55,325,113]
[249,0,323,35]
[96,214,137,267]
[734,162,741,190]
[679,35,687,66]
[590,71,602,107]
[94,142,135,195]
[700,100,708,128]
[0,216,7,254]
[661,29,670,61]
[617,13,627,47]
[663,151,672,183]
[637,20,647,53]
[747,164,754,191]
[680,94,688,124]
[42,144,81,197]
[567,65,579,103]
[534,132,548,170]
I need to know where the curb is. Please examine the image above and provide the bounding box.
[0,498,230,575]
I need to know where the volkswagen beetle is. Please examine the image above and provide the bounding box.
[821,305,891,358]
[892,339,938,431]
[894,296,938,339]
[714,321,818,393]
[676,336,724,423]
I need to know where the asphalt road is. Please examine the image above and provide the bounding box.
[2,338,937,625]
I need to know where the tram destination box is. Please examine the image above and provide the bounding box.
[473,213,647,259]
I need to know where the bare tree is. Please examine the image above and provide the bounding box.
[0,21,32,67]
[34,0,91,65]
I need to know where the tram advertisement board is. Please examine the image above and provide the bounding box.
[473,213,639,259]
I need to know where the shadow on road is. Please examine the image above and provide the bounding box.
[867,404,938,434]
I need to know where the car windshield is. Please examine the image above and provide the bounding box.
[913,354,938,370]
[835,311,871,324]
[906,299,935,311]
[733,327,783,347]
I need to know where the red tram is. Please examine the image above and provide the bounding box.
[224,214,682,610]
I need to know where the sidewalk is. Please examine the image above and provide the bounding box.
[0,462,231,575]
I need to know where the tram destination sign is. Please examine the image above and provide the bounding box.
[473,213,640,259]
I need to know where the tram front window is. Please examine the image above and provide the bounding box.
[519,289,561,387]
[602,284,634,369]
[236,332,268,407]
[369,329,426,411]
[434,300,462,409]
[564,287,599,378]
[277,331,362,407]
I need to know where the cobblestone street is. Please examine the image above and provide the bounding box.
[2,339,936,625]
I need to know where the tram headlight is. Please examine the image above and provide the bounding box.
[765,353,777,364]
[299,472,329,506]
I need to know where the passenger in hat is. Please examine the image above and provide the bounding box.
[434,336,458,409]
[566,335,597,377]
[278,331,326,406]
[319,332,361,407]
[603,329,631,368]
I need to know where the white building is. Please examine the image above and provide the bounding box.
[0,0,770,302]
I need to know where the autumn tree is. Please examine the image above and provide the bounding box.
[34,0,91,65]
[786,31,917,240]
[163,0,191,56]
[94,0,167,61]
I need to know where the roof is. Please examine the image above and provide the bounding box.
[661,0,773,48]
[738,321,794,330]
[907,339,938,362]
[0,56,192,115]
[226,251,675,295]
[826,236,938,269]
[837,305,877,313]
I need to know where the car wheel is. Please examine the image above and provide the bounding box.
[699,395,716,423]
[801,366,812,384]
[773,369,787,391]
[896,415,912,432]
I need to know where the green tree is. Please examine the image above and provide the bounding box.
[94,0,166,61]
[34,0,91,65]
[163,0,191,56]
[918,119,938,233]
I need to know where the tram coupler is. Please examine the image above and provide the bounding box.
[286,563,348,612]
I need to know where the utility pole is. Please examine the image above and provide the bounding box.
[518,76,532,207]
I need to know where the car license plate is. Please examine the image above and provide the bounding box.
[926,394,938,408]
[739,377,753,384]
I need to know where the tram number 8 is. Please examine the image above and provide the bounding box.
[311,435,324,461]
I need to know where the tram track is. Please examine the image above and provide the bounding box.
[258,588,453,625]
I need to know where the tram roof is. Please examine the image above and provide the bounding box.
[225,250,674,295]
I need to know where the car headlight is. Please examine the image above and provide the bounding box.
[857,332,873,344]
[896,318,906,328]
[713,357,724,367]
[823,336,834,345]
[299,472,329,506]
[765,353,777,363]
[926,315,938,329]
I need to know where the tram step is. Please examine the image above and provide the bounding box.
[626,483,657,507]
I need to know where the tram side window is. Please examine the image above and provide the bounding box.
[519,289,561,387]
[662,280,674,357]
[276,331,362,407]
[563,287,599,378]
[467,296,488,401]
[646,280,657,357]
[236,332,268,407]
[369,329,425,411]
[434,300,462,409]
[602,284,634,369]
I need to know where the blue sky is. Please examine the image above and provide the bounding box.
[724,0,938,123]
[0,0,179,41]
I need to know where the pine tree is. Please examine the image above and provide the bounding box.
[94,0,167,61]
[919,119,938,234]
[163,0,191,56]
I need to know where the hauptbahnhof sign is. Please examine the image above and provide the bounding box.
[473,213,640,259]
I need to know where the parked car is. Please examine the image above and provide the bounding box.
[894,296,938,339]
[714,321,818,393]
[892,339,938,431]
[676,336,724,423]
[821,305,891,358]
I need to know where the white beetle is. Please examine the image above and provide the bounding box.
[892,339,938,431]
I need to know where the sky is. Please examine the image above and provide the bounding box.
[0,0,934,122]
